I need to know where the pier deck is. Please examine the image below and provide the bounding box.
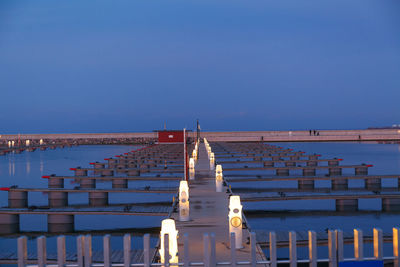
[171,143,266,264]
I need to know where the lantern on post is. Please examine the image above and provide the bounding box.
[216,164,223,192]
[179,181,190,221]
[39,139,43,145]
[228,195,243,249]
[210,152,215,170]
[25,140,30,147]
[8,141,11,148]
[11,141,15,147]
[159,219,179,265]
[189,158,195,180]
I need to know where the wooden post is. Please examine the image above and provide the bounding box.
[104,235,111,267]
[354,229,363,260]
[124,234,131,267]
[373,228,383,260]
[308,231,317,267]
[269,232,277,267]
[143,234,150,267]
[37,236,46,267]
[17,236,27,267]
[57,236,66,267]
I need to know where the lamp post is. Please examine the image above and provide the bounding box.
[216,164,223,192]
[210,152,215,170]
[229,195,243,249]
[179,181,190,221]
[159,219,179,265]
[189,158,195,180]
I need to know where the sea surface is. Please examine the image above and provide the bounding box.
[0,142,400,259]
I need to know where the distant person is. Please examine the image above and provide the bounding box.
[313,130,316,136]
[309,130,312,136]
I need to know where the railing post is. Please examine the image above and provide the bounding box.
[269,232,277,267]
[17,236,27,267]
[144,234,150,267]
[103,235,111,267]
[164,233,170,267]
[124,234,131,267]
[394,227,400,267]
[308,231,317,267]
[77,235,84,267]
[328,230,337,267]
[84,235,92,267]
[354,229,363,261]
[203,233,210,267]
[374,228,383,260]
[37,236,46,267]
[57,235,66,267]
[335,230,344,262]
[184,233,189,267]
[250,232,257,267]
[230,232,237,267]
[210,233,216,267]
[289,231,297,267]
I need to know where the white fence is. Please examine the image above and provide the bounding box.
[13,227,400,267]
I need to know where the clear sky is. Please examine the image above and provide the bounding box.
[1,0,399,133]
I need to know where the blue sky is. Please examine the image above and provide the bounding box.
[1,0,399,133]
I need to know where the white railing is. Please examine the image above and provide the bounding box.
[12,227,400,267]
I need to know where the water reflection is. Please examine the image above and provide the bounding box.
[8,157,15,176]
[26,159,30,175]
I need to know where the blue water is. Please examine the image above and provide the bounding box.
[1,142,400,259]
[0,145,169,254]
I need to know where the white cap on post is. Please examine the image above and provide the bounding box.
[229,195,243,249]
[189,158,195,180]
[159,219,179,264]
[179,181,190,221]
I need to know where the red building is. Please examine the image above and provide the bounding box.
[157,130,187,143]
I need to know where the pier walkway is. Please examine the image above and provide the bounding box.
[171,143,266,264]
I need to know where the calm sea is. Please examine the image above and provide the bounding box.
[0,142,399,258]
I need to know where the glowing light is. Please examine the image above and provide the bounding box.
[228,195,243,249]
[25,140,30,147]
[159,219,179,264]
[179,181,190,221]
[189,158,195,180]
[215,164,223,192]
[39,139,43,145]
[11,141,15,147]
[8,141,11,148]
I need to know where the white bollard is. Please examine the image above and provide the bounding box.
[229,196,243,249]
[189,158,195,180]
[216,165,223,192]
[159,219,179,265]
[210,152,215,170]
[179,181,190,221]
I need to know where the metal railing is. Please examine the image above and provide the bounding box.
[12,227,400,267]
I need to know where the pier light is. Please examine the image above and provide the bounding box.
[192,149,197,161]
[210,152,215,170]
[25,140,30,147]
[228,195,243,249]
[159,219,179,264]
[179,181,190,221]
[189,158,195,180]
[215,164,223,192]
[8,141,11,148]
[11,141,15,147]
[39,139,43,145]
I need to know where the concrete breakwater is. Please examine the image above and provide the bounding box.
[1,128,400,143]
